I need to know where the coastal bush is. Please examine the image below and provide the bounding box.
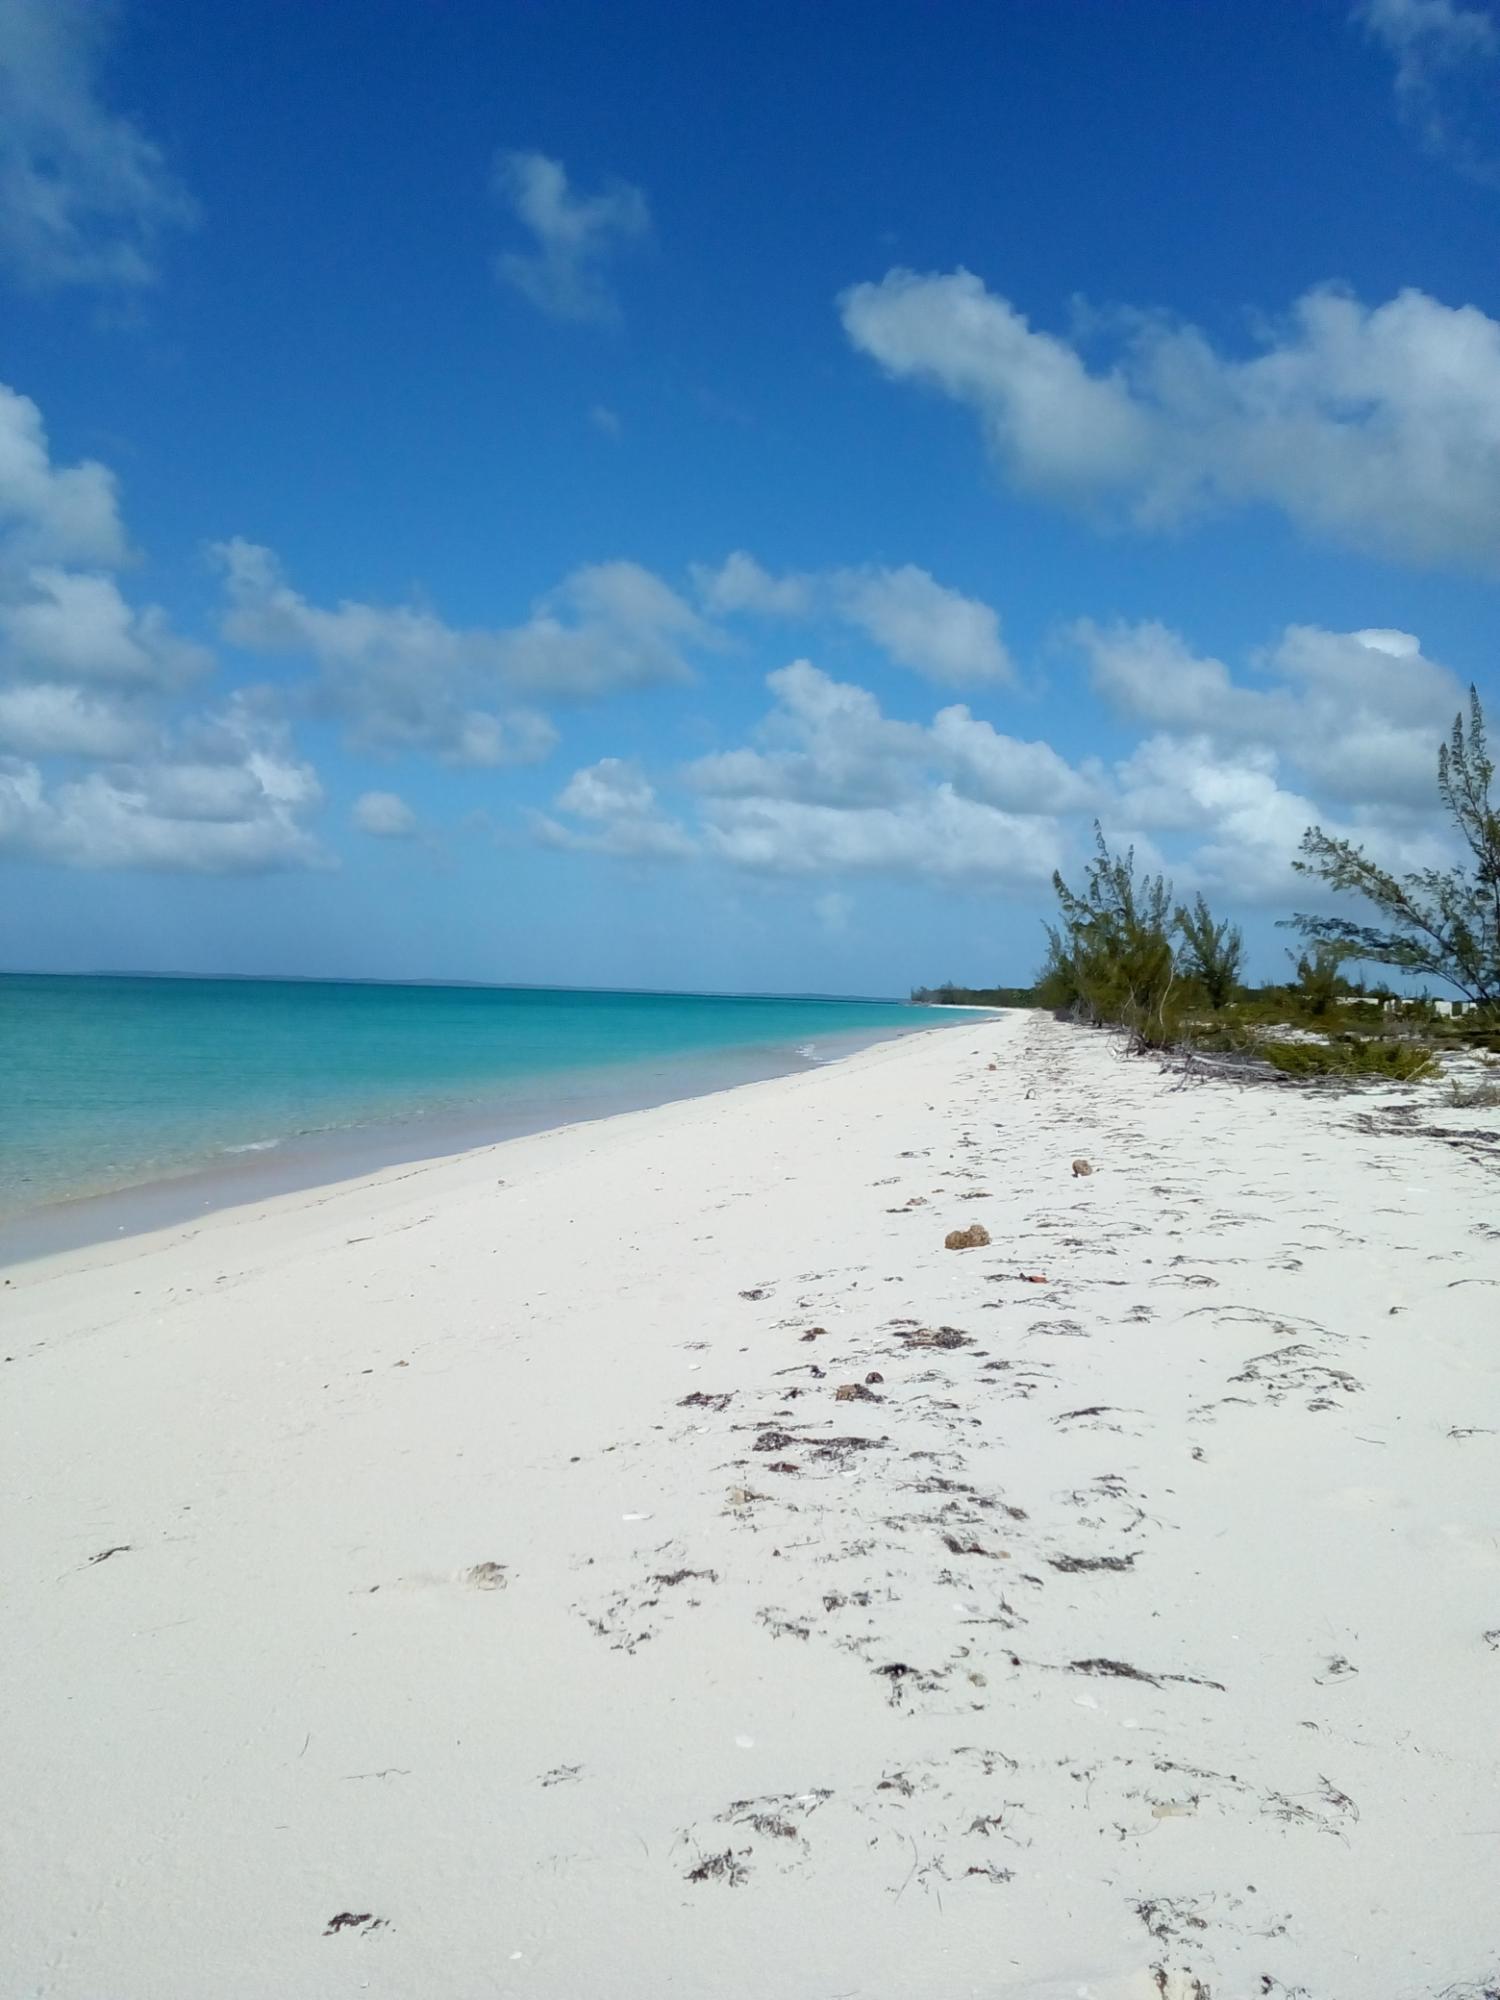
[1290,942,1351,1017]
[1261,1038,1435,1084]
[1449,1078,1500,1107]
[910,982,1041,1007]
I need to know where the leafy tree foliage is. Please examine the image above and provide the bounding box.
[1290,688,1500,1006]
[1174,893,1244,1009]
[1038,825,1177,1042]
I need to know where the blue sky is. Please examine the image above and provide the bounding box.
[1,0,1498,994]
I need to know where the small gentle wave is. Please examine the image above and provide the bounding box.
[220,1138,280,1154]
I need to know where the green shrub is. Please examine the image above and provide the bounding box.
[1262,1038,1434,1083]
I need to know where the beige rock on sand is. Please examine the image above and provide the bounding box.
[2,1013,1498,1999]
[943,1221,991,1249]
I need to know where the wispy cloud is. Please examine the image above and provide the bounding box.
[1356,0,1500,182]
[0,0,198,291]
[492,150,649,323]
[351,790,418,839]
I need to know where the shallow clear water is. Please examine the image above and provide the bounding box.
[0,973,946,1216]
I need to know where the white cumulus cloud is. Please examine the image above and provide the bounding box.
[678,660,1090,882]
[214,539,705,761]
[832,564,1013,686]
[533,756,694,860]
[1078,617,1463,807]
[0,679,151,757]
[841,268,1500,568]
[690,551,1013,686]
[0,699,324,873]
[0,384,326,874]
[0,383,127,568]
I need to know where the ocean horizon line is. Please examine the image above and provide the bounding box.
[2,967,917,1007]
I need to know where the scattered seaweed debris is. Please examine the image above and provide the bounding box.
[86,1545,131,1566]
[739,1288,771,1302]
[1315,1654,1359,1682]
[767,1460,801,1474]
[757,1609,811,1641]
[540,1764,583,1787]
[753,1429,799,1452]
[323,1913,387,1938]
[900,1325,973,1350]
[812,1434,887,1459]
[945,1224,991,1251]
[687,1849,751,1886]
[800,1326,830,1341]
[1048,1553,1137,1573]
[651,1568,719,1588]
[965,1863,1015,1883]
[679,1390,732,1411]
[1070,1657,1225,1691]
[942,1534,1007,1559]
[835,1382,881,1402]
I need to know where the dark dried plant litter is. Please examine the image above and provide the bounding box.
[813,1434,887,1457]
[1048,1552,1137,1573]
[650,1568,718,1588]
[900,1325,973,1350]
[687,1849,751,1886]
[323,1913,387,1937]
[757,1609,811,1641]
[86,1545,131,1566]
[678,1390,732,1411]
[1070,1657,1226,1691]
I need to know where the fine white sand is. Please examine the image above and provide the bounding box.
[3,1012,1498,1999]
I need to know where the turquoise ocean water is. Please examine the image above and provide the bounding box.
[0,974,950,1225]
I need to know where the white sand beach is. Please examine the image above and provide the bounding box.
[3,1012,1498,2000]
